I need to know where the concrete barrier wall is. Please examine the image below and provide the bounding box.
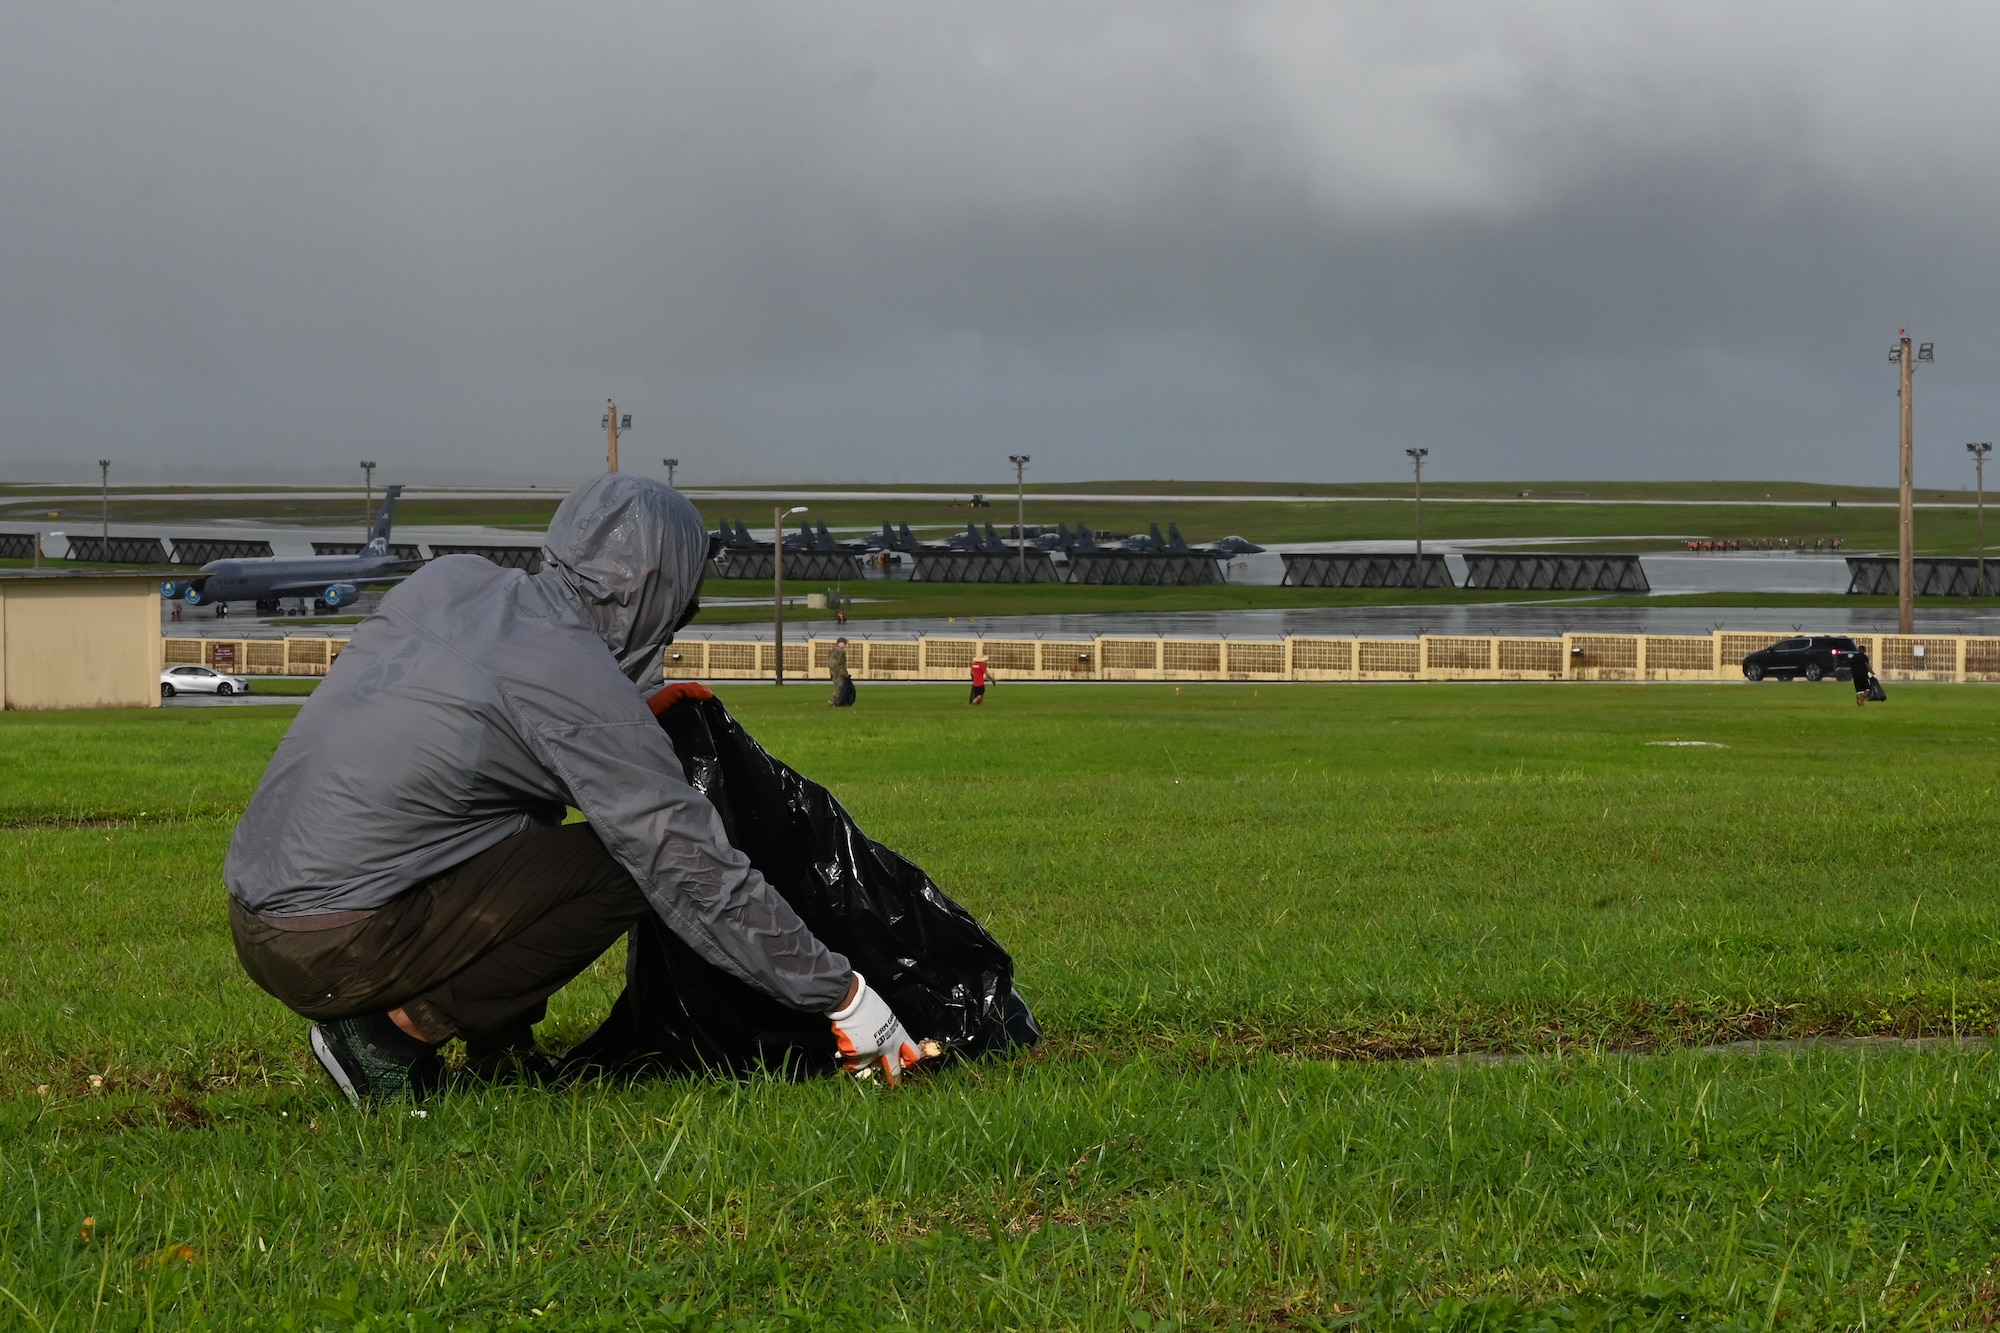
[163,636,348,675]
[668,630,2000,685]
[187,629,2000,686]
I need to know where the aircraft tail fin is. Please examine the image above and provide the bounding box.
[364,485,403,555]
[1168,522,1190,551]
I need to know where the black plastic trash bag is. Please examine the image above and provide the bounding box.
[563,683,1036,1079]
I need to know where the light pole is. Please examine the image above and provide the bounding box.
[773,504,808,685]
[1970,442,1992,596]
[601,400,632,472]
[360,460,377,534]
[1888,332,1934,634]
[98,459,110,560]
[1405,448,1429,586]
[663,458,679,489]
[1008,454,1031,579]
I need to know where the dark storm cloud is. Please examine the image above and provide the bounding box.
[1,2,1995,486]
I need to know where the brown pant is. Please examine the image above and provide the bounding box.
[231,823,649,1044]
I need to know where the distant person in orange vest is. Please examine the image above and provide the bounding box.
[969,655,989,705]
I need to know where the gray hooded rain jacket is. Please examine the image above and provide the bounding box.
[223,475,851,1013]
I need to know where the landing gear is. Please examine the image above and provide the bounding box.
[214,603,229,619]
[255,598,280,615]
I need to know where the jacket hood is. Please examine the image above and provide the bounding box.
[540,474,708,688]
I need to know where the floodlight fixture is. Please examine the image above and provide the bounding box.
[1887,331,1936,632]
[1007,455,1031,577]
[602,400,633,471]
[772,506,811,687]
[1405,448,1430,568]
[1972,443,1994,595]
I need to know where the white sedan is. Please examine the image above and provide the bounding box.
[160,665,251,697]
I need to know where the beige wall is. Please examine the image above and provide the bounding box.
[1,577,161,710]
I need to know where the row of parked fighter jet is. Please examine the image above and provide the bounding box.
[712,519,1265,558]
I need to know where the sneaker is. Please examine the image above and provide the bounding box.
[310,1014,448,1107]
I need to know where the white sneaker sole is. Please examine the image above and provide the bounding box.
[309,1025,364,1107]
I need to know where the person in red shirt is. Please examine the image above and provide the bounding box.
[969,656,988,705]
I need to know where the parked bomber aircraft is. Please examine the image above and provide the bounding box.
[161,486,418,616]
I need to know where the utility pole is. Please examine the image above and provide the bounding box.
[663,458,679,489]
[601,400,631,473]
[1405,448,1429,586]
[98,459,110,560]
[360,460,377,535]
[1008,454,1031,579]
[772,504,807,685]
[1970,442,1992,596]
[1888,332,1935,633]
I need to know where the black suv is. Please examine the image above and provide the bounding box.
[1741,635,1862,682]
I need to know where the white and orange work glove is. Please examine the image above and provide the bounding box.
[828,973,924,1085]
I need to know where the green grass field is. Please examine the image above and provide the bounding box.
[5,684,2000,1329]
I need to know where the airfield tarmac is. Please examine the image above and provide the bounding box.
[669,602,2000,642]
[164,599,2000,644]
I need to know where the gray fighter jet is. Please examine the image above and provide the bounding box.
[1167,523,1264,556]
[162,486,420,616]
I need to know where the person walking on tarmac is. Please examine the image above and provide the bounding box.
[827,636,855,707]
[224,474,923,1104]
[969,654,989,705]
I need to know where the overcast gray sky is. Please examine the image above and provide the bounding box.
[2,2,1995,487]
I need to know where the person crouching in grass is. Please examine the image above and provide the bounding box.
[224,475,923,1104]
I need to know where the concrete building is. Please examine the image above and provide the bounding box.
[0,572,161,709]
